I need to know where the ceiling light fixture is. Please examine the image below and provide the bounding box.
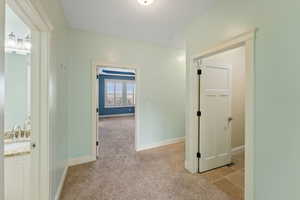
[138,0,154,6]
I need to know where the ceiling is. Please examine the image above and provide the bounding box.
[60,0,215,49]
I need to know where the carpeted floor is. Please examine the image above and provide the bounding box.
[60,116,244,200]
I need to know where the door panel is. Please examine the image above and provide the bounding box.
[96,75,100,157]
[199,65,232,172]
[5,155,30,200]
[0,0,5,198]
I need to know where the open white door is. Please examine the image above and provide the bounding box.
[96,74,100,158]
[0,0,4,198]
[199,65,232,173]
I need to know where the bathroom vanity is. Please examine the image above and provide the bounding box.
[4,141,31,200]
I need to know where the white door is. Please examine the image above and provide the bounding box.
[199,65,232,173]
[96,75,100,158]
[0,0,5,198]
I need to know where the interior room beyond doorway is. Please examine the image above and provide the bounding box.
[96,67,136,157]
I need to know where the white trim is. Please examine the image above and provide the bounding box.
[136,137,185,152]
[54,166,68,200]
[192,29,256,60]
[186,29,256,200]
[0,0,5,199]
[92,62,141,157]
[68,156,96,167]
[232,145,245,154]
[99,113,135,118]
[91,61,98,159]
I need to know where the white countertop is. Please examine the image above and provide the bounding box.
[4,141,31,157]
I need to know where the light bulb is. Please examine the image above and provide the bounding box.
[17,38,24,50]
[24,35,32,50]
[138,0,154,6]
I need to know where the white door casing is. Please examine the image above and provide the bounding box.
[199,65,232,172]
[91,62,140,158]
[96,73,100,158]
[0,0,5,198]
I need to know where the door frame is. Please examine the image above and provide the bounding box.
[91,61,140,159]
[0,0,53,199]
[185,29,256,200]
[0,0,5,199]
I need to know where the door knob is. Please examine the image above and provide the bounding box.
[31,142,37,149]
[228,117,233,122]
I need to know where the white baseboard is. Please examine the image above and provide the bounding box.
[232,145,245,154]
[54,166,68,200]
[99,113,135,118]
[68,155,96,167]
[136,137,185,152]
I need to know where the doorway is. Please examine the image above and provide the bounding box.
[0,0,52,199]
[93,65,137,158]
[186,30,256,200]
[198,46,245,173]
[197,46,246,199]
[4,5,32,200]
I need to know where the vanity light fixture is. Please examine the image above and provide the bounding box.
[6,32,16,48]
[5,32,32,54]
[138,0,154,6]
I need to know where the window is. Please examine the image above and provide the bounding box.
[126,82,135,105]
[105,79,136,107]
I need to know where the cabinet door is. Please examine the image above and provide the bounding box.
[5,154,31,200]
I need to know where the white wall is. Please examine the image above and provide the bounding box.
[202,47,245,148]
[67,29,186,159]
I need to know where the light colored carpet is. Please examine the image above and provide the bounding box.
[60,116,243,200]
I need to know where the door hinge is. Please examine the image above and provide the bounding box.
[197,152,201,158]
[197,69,202,75]
[96,141,99,146]
[96,108,99,113]
[197,111,201,117]
[96,74,100,79]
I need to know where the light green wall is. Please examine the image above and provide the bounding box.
[67,29,186,158]
[185,0,300,199]
[4,53,29,131]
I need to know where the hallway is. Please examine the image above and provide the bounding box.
[60,117,244,200]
